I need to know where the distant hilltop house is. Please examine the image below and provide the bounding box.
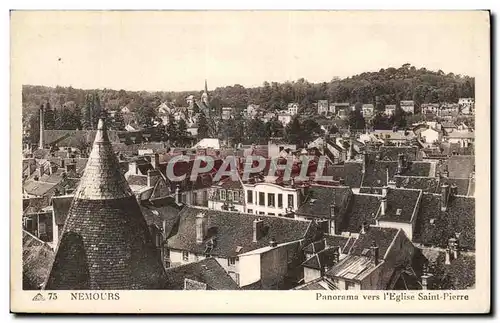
[458,97,474,114]
[361,104,375,119]
[246,104,261,118]
[421,103,440,115]
[329,103,350,116]
[317,100,329,115]
[400,100,415,114]
[287,103,299,116]
[277,111,293,125]
[384,104,396,116]
[221,107,233,120]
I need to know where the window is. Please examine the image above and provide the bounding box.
[268,213,275,216]
[228,257,237,266]
[259,211,265,215]
[193,192,198,205]
[227,190,233,201]
[182,251,189,262]
[247,209,253,214]
[345,281,355,290]
[220,189,226,200]
[259,192,265,206]
[268,193,275,207]
[38,221,46,235]
[247,190,253,204]
[278,194,283,208]
[288,194,294,209]
[233,191,239,202]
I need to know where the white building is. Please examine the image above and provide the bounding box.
[287,103,299,116]
[400,100,415,114]
[242,179,304,216]
[317,100,329,115]
[362,104,375,118]
[384,104,396,116]
[420,127,442,145]
[458,98,474,115]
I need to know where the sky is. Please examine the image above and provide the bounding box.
[11,11,488,92]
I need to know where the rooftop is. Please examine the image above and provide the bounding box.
[164,258,239,290]
[167,206,313,258]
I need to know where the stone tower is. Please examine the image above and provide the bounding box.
[45,116,167,290]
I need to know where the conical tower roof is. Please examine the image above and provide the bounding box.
[45,117,167,290]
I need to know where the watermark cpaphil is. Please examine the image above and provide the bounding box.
[164,154,332,183]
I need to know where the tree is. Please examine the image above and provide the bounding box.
[285,116,303,146]
[246,119,267,145]
[301,119,322,144]
[44,102,56,130]
[197,113,209,139]
[56,107,81,130]
[113,110,126,130]
[266,118,284,138]
[348,105,366,130]
[136,105,156,128]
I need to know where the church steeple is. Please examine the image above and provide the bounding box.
[202,79,209,105]
[45,116,167,290]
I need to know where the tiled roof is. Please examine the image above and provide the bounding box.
[445,155,475,178]
[350,227,400,260]
[23,230,55,290]
[72,119,133,200]
[127,174,148,187]
[413,194,475,250]
[377,188,421,223]
[379,146,418,161]
[303,239,326,254]
[324,234,350,250]
[23,197,50,215]
[23,180,59,197]
[293,277,336,290]
[167,206,313,258]
[395,176,471,196]
[140,200,183,238]
[46,118,167,290]
[324,162,364,188]
[164,258,239,290]
[338,194,380,233]
[43,129,121,147]
[361,161,397,187]
[325,255,378,281]
[302,247,340,270]
[296,186,352,219]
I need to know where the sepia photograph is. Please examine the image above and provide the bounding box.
[10,10,490,313]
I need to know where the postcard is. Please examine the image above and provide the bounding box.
[10,10,490,314]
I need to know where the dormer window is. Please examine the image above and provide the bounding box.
[220,189,226,201]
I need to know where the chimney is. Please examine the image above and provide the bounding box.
[37,165,44,179]
[362,151,369,173]
[129,161,138,175]
[39,105,44,149]
[448,237,458,260]
[361,221,368,234]
[440,184,450,211]
[450,183,458,197]
[442,165,449,178]
[380,187,388,216]
[195,212,208,244]
[397,153,405,174]
[253,218,264,242]
[421,266,433,290]
[175,185,181,205]
[330,202,336,235]
[61,159,65,169]
[153,153,160,169]
[370,240,379,266]
[269,238,277,248]
[445,247,451,265]
[333,249,340,263]
[339,177,345,186]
